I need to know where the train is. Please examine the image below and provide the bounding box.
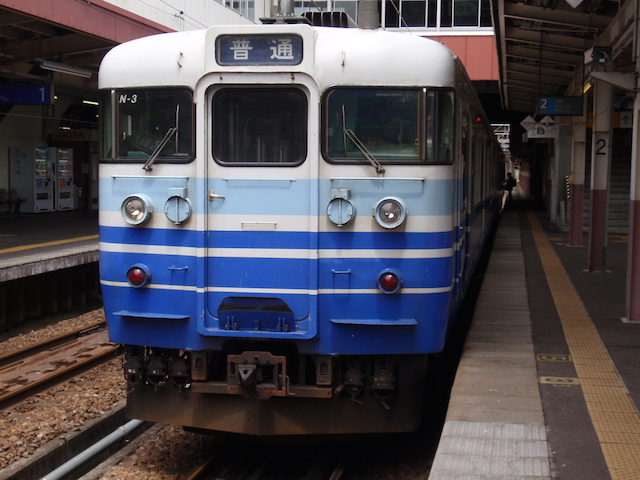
[98,13,505,436]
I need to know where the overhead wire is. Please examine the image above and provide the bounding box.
[137,0,209,29]
[385,0,413,33]
[0,111,98,127]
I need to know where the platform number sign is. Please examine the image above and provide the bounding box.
[595,138,607,155]
[538,96,583,116]
[0,84,53,105]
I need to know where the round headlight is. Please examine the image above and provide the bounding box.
[374,197,407,229]
[121,194,153,225]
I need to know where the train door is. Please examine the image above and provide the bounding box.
[203,80,317,339]
[454,111,471,296]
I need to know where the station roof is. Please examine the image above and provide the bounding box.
[1,0,635,119]
[0,0,170,86]
[491,0,633,114]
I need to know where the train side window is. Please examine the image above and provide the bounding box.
[426,90,455,164]
[324,88,422,165]
[110,88,194,163]
[212,88,307,166]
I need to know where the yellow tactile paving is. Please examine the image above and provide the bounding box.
[597,431,640,445]
[528,211,640,477]
[570,347,611,359]
[574,366,619,379]
[581,377,628,387]
[584,394,637,412]
[610,468,640,480]
[589,410,640,424]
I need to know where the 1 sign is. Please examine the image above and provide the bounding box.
[0,84,53,105]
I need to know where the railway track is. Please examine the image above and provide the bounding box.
[0,316,431,480]
[183,442,351,480]
[0,322,117,406]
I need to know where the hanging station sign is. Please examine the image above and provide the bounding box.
[0,84,53,105]
[521,115,560,139]
[537,96,583,116]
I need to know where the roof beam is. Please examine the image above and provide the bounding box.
[504,26,590,52]
[506,45,583,67]
[506,71,568,90]
[0,11,27,27]
[503,2,612,31]
[506,62,575,81]
[1,32,112,64]
[0,0,170,43]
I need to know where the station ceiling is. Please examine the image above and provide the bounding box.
[0,0,635,119]
[491,0,633,114]
[0,0,168,89]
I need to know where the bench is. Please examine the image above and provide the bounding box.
[0,189,9,212]
[8,189,26,213]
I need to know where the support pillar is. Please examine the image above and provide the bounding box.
[626,73,640,322]
[554,120,573,227]
[569,103,587,246]
[587,79,613,271]
[589,65,638,319]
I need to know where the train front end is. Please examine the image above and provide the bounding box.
[99,24,466,435]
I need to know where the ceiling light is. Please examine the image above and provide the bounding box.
[40,60,93,78]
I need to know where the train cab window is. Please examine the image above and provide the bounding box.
[325,88,421,165]
[212,88,307,166]
[324,87,454,165]
[99,90,113,161]
[105,88,194,163]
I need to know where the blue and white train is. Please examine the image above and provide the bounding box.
[98,17,504,436]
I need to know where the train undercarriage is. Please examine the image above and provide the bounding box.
[122,345,430,435]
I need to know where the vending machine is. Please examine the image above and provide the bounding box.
[54,147,74,210]
[9,146,54,213]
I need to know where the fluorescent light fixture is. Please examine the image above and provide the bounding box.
[83,99,99,106]
[40,60,93,78]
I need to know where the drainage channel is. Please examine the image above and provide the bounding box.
[0,403,152,480]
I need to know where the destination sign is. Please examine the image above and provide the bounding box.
[538,96,583,116]
[217,34,302,65]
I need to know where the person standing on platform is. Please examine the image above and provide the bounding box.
[500,172,517,212]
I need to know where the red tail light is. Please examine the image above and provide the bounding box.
[127,264,151,288]
[378,270,402,294]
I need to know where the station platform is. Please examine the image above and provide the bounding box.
[0,210,98,283]
[429,191,639,480]
[0,210,99,328]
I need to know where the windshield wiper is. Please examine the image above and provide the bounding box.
[341,105,385,174]
[142,127,178,171]
[143,105,180,171]
[343,128,385,174]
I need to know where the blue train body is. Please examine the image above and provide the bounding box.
[98,21,504,435]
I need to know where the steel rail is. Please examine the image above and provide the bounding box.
[0,321,106,368]
[0,326,117,405]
